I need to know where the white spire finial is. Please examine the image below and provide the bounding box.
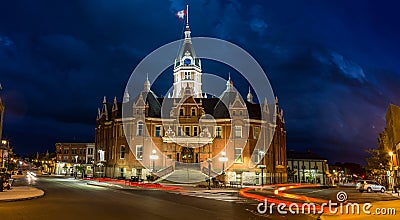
[123,90,130,103]
[186,5,189,25]
[226,72,232,91]
[247,86,254,103]
[144,73,150,92]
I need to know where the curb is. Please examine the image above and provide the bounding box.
[86,182,110,188]
[86,182,124,189]
[0,190,45,202]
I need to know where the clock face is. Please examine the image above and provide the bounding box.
[184,58,191,65]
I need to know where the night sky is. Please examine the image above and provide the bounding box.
[1,0,400,164]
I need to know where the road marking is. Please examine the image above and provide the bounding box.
[176,191,247,203]
[298,189,325,195]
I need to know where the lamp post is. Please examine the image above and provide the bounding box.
[91,160,94,178]
[207,158,212,190]
[74,155,78,179]
[1,140,7,168]
[98,149,105,178]
[150,150,159,172]
[389,151,394,191]
[258,150,266,186]
[219,151,228,174]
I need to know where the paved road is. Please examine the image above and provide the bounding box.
[1,176,318,220]
[3,176,342,220]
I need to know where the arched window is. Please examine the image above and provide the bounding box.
[180,108,185,116]
[137,121,143,136]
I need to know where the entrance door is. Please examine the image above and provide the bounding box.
[181,147,194,163]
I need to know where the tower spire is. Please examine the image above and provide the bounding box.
[144,73,150,92]
[247,86,254,103]
[186,5,189,26]
[226,73,233,91]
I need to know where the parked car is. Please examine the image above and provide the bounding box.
[356,180,385,193]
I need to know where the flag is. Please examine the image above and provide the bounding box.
[175,9,186,20]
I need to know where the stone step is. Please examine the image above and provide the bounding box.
[158,169,209,184]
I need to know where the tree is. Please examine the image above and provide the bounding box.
[365,148,390,182]
[63,164,68,175]
[76,165,86,179]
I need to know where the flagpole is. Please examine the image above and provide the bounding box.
[186,5,189,25]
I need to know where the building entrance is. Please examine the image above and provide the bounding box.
[181,147,194,163]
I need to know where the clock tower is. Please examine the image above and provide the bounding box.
[173,20,202,98]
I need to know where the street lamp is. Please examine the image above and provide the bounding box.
[98,149,105,178]
[389,151,394,190]
[1,140,8,168]
[219,151,228,174]
[257,150,266,186]
[74,155,78,178]
[207,158,212,190]
[149,150,159,172]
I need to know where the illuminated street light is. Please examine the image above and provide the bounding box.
[149,150,159,172]
[258,150,266,186]
[219,151,228,174]
[389,151,394,191]
[98,149,105,178]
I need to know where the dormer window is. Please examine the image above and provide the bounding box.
[191,107,196,116]
[184,58,191,65]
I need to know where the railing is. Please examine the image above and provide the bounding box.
[201,166,219,177]
[154,165,174,178]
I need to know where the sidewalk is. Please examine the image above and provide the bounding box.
[0,186,45,202]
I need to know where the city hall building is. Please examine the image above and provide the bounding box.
[95,22,287,185]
